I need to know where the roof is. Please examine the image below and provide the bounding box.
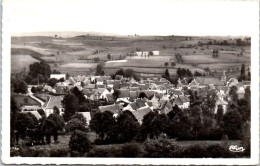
[136,99,147,108]
[129,91,138,100]
[194,77,225,86]
[130,87,140,91]
[132,107,152,120]
[45,96,64,109]
[118,89,130,98]
[169,89,183,96]
[172,98,183,106]
[98,104,120,114]
[85,84,96,89]
[50,74,66,80]
[77,112,91,123]
[97,84,105,88]
[179,96,189,103]
[147,101,153,107]
[13,94,42,107]
[94,88,106,95]
[129,102,139,110]
[144,91,155,99]
[106,93,115,102]
[216,99,228,105]
[22,111,42,120]
[158,85,167,91]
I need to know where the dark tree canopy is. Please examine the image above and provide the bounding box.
[89,111,117,141]
[116,111,139,142]
[28,62,52,78]
[69,130,92,153]
[62,93,79,121]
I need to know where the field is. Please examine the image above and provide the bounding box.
[11,34,250,77]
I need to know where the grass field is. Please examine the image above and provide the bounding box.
[11,55,39,72]
[11,35,251,76]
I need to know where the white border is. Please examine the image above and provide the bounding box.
[2,0,259,165]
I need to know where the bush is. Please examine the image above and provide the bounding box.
[143,134,183,157]
[69,130,92,153]
[65,118,86,133]
[120,143,142,157]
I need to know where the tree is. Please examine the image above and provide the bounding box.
[11,96,19,146]
[48,78,59,88]
[138,92,147,99]
[116,111,139,142]
[164,62,169,68]
[31,86,37,93]
[216,105,224,124]
[24,75,33,84]
[148,51,153,56]
[107,53,111,60]
[62,93,79,121]
[29,62,52,78]
[143,134,183,157]
[164,69,169,77]
[65,118,86,133]
[96,63,105,76]
[223,110,243,139]
[12,79,28,94]
[71,113,87,125]
[47,113,65,141]
[115,69,125,76]
[229,86,238,101]
[139,112,168,141]
[113,89,121,100]
[69,130,92,153]
[89,111,117,142]
[71,87,86,104]
[167,105,181,119]
[16,112,38,139]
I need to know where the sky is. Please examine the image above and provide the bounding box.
[3,0,258,36]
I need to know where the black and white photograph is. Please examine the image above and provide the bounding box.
[2,0,259,165]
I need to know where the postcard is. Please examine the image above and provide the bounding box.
[2,0,259,165]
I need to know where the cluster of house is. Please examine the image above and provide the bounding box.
[13,71,250,125]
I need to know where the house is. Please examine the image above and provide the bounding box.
[117,89,130,100]
[129,77,137,84]
[68,77,76,85]
[43,85,53,93]
[20,105,42,112]
[94,88,110,100]
[159,101,173,114]
[85,84,96,89]
[152,51,159,56]
[21,111,42,120]
[227,78,239,88]
[178,95,190,108]
[106,93,116,103]
[13,94,42,107]
[123,102,139,112]
[132,107,152,124]
[193,76,226,86]
[77,112,91,125]
[149,93,160,110]
[50,74,66,80]
[96,77,104,85]
[158,85,167,94]
[43,95,64,116]
[168,89,184,98]
[98,104,120,117]
[129,91,138,101]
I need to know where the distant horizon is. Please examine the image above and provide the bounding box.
[11,31,250,38]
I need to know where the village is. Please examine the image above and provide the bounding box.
[13,65,251,126]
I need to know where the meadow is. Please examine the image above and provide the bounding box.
[11,35,250,77]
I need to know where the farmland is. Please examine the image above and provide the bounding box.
[11,34,250,78]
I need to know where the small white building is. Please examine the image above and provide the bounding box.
[50,74,66,80]
[152,51,159,56]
